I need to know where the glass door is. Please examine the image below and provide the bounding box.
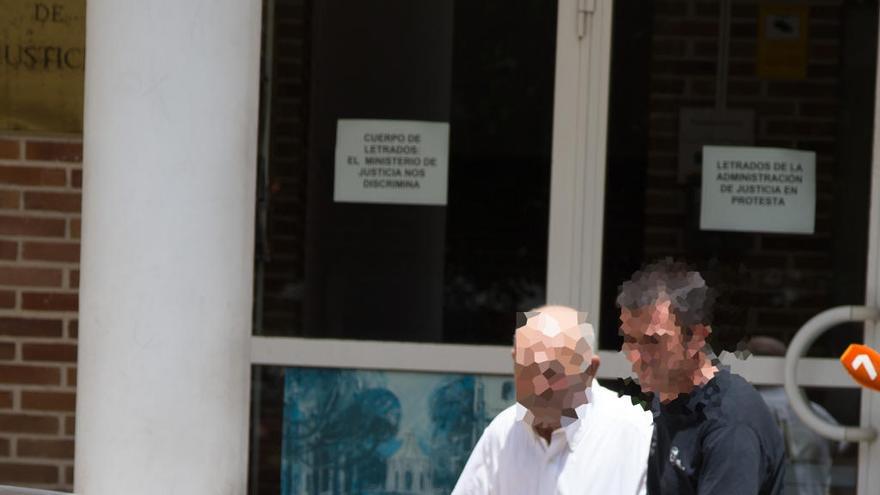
[248,0,590,493]
[586,1,880,493]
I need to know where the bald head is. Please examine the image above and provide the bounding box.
[512,305,600,428]
[518,305,597,354]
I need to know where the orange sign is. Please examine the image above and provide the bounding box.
[840,344,880,392]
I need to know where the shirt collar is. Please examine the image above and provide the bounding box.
[651,368,728,418]
[515,386,596,452]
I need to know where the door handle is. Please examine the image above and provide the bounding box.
[784,305,880,442]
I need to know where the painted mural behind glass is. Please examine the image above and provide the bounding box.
[282,367,514,495]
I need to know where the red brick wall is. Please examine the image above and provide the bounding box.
[0,134,81,490]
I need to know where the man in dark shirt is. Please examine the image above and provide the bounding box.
[617,259,785,495]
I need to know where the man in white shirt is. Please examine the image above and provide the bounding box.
[452,305,653,495]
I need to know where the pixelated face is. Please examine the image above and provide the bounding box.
[619,299,704,397]
[513,312,594,420]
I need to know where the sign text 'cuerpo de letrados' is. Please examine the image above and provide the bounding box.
[334,119,450,206]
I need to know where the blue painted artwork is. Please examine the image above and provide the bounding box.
[281,367,515,495]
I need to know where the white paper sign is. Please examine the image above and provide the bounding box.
[700,146,816,234]
[334,119,449,205]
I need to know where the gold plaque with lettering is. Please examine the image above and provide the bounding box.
[0,0,86,133]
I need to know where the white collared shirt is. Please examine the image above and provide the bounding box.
[451,384,653,495]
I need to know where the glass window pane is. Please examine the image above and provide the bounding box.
[767,386,860,495]
[256,0,557,344]
[600,1,878,358]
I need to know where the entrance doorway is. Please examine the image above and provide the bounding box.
[591,2,880,493]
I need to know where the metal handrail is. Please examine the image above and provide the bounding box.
[784,305,880,442]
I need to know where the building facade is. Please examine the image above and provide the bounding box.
[0,0,879,494]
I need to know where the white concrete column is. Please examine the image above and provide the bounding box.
[74,0,262,493]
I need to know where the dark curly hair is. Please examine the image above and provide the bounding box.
[616,258,718,336]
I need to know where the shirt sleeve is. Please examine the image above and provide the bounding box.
[697,423,763,495]
[450,428,496,495]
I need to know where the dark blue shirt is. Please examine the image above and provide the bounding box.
[647,369,786,495]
